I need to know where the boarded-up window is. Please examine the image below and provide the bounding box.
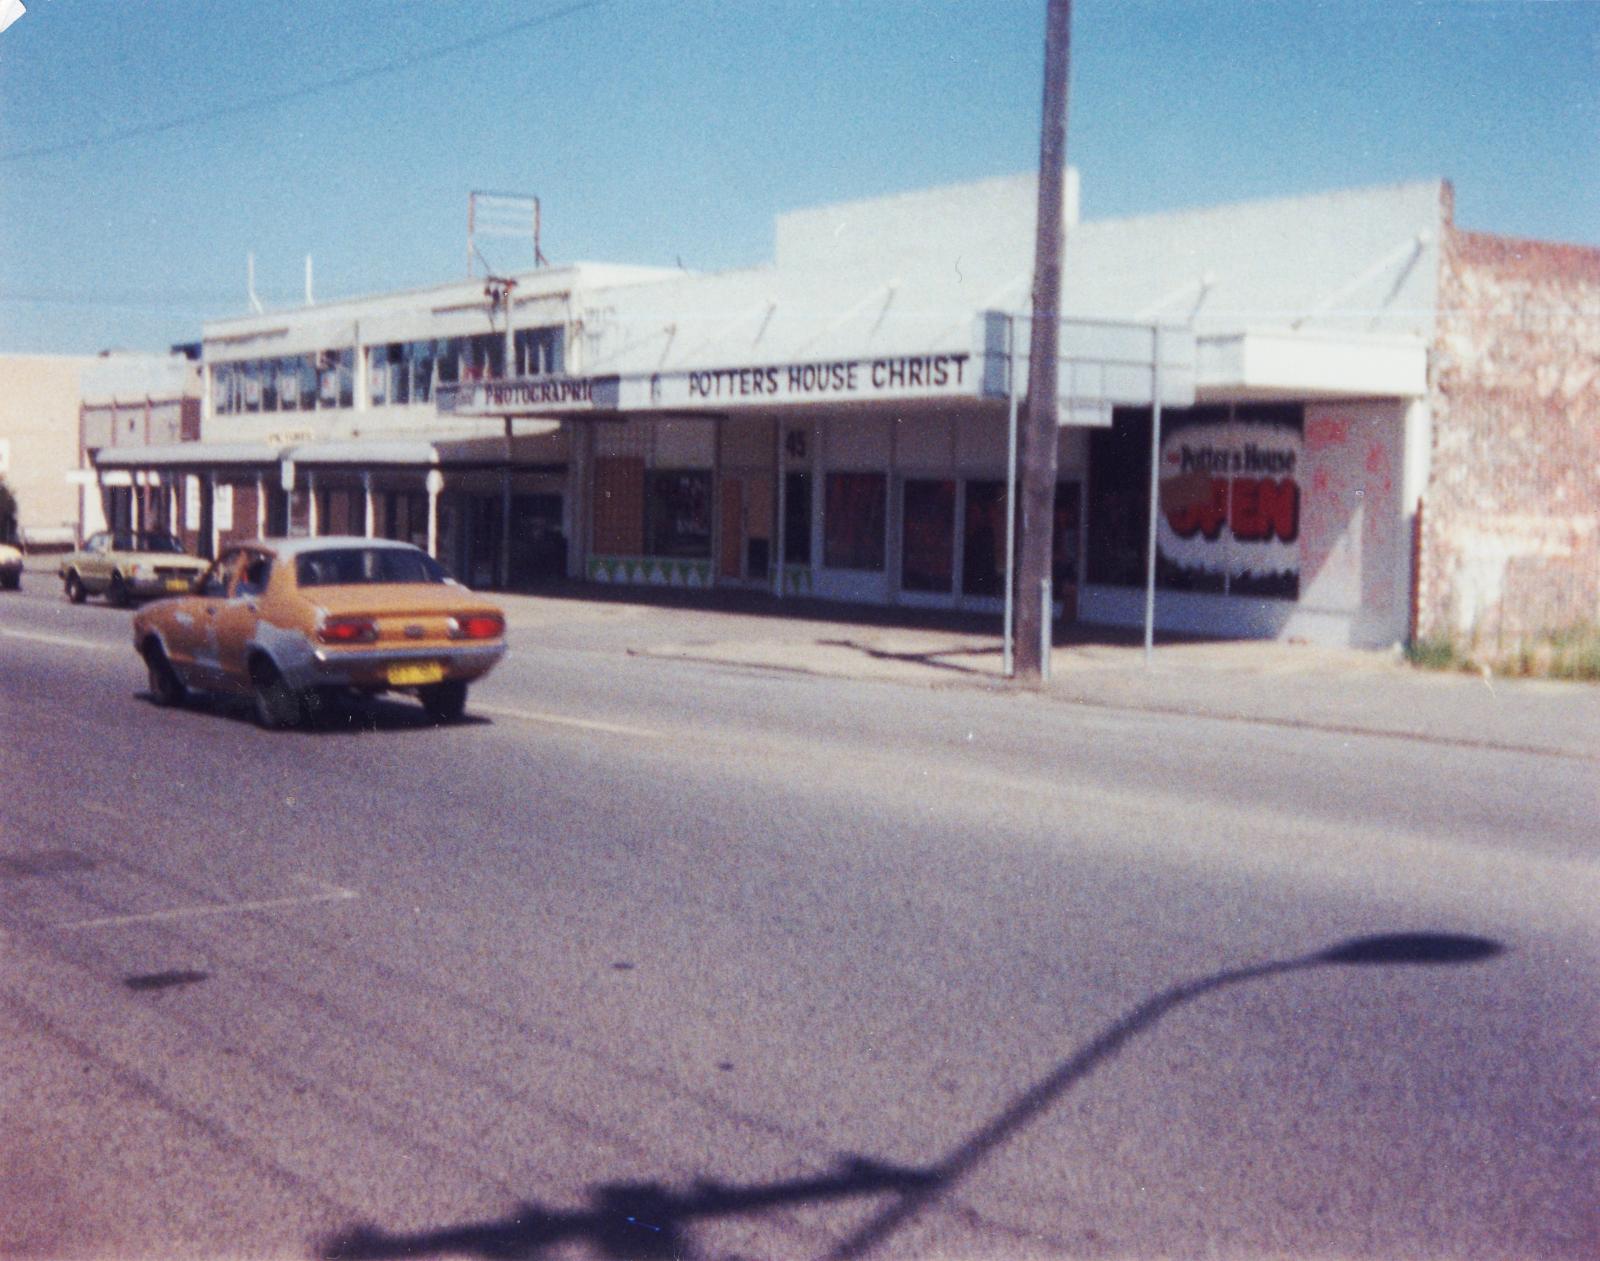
[593,457,644,555]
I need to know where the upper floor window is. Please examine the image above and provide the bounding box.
[213,348,353,416]
[370,329,558,407]
[514,326,564,377]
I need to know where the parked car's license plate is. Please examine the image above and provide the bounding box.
[388,661,444,686]
[164,578,191,591]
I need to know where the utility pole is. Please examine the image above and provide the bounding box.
[485,276,517,589]
[1014,0,1072,684]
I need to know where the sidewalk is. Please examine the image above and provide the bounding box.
[500,583,1600,761]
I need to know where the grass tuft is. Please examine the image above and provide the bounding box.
[1407,624,1600,682]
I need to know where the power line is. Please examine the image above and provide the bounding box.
[0,0,609,164]
[0,292,233,312]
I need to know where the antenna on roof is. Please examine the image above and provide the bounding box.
[247,253,263,314]
[468,190,547,278]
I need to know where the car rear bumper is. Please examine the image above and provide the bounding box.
[127,573,205,598]
[294,641,507,690]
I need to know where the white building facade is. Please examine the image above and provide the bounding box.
[97,173,1469,649]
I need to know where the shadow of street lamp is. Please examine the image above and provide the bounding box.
[826,932,1505,1260]
[319,933,1504,1261]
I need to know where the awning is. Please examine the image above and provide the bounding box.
[94,442,285,468]
[1196,330,1428,401]
[286,440,440,467]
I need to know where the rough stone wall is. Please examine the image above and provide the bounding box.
[1420,215,1600,644]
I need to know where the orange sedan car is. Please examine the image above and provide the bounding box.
[131,537,507,727]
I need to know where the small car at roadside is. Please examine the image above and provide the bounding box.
[131,536,507,727]
[0,542,22,590]
[60,530,209,605]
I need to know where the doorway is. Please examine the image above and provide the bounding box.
[718,473,773,585]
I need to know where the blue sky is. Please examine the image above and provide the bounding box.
[1,0,1595,355]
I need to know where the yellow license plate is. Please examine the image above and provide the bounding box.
[387,661,445,687]
[164,578,191,591]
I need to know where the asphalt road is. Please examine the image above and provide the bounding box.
[2,582,1597,1260]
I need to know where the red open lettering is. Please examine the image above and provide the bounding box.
[1165,476,1229,540]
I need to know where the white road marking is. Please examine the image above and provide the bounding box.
[0,626,121,653]
[473,703,659,739]
[59,880,358,931]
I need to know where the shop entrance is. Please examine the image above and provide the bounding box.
[719,473,773,584]
[460,493,502,589]
[508,493,566,587]
[902,478,957,594]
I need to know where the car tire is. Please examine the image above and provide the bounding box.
[108,572,130,608]
[1,572,18,590]
[144,643,187,707]
[251,659,304,730]
[64,571,86,604]
[419,680,469,723]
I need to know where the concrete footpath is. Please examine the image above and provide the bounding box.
[497,582,1600,762]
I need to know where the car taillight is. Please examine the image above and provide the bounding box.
[318,616,379,645]
[448,613,504,640]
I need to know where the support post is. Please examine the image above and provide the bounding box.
[1041,577,1053,682]
[1144,325,1165,666]
[1003,315,1019,678]
[426,469,442,561]
[499,420,512,589]
[208,471,220,558]
[773,422,787,597]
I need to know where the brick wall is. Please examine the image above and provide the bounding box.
[1420,215,1600,644]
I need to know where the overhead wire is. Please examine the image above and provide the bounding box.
[0,0,609,163]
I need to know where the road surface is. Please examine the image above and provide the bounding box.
[2,584,1596,1259]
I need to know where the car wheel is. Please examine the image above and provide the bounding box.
[251,659,304,730]
[1,572,18,590]
[419,680,469,723]
[144,643,187,707]
[64,571,86,604]
[108,572,131,607]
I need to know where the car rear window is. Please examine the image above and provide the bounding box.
[295,547,448,587]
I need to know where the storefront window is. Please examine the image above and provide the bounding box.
[962,480,1007,596]
[1089,405,1303,598]
[1087,412,1153,587]
[902,478,955,593]
[1053,481,1081,590]
[645,470,712,558]
[824,472,886,571]
[783,471,811,565]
